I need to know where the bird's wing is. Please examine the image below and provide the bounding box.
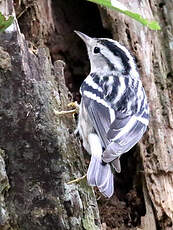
[83,96,111,148]
[83,96,148,172]
[82,73,148,172]
[82,97,115,197]
[103,114,147,162]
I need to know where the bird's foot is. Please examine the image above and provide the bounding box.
[54,101,79,116]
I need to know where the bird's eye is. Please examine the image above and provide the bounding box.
[93,47,100,54]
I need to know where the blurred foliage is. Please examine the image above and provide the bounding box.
[0,12,14,32]
[87,0,161,30]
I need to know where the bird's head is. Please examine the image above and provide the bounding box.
[75,31,138,77]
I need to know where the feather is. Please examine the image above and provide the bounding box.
[87,100,111,147]
[87,133,114,198]
[82,85,148,173]
[75,32,149,198]
[103,119,147,172]
[87,155,114,198]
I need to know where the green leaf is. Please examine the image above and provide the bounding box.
[0,12,14,32]
[87,0,161,30]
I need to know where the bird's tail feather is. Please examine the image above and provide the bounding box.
[87,155,114,198]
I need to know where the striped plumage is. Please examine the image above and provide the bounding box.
[75,31,149,198]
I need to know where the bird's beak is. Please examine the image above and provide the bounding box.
[74,31,93,47]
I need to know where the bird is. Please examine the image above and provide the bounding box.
[74,31,149,198]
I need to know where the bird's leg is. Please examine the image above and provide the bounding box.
[54,101,79,116]
[67,174,87,185]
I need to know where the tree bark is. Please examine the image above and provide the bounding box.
[99,0,173,229]
[0,1,100,229]
[0,0,173,229]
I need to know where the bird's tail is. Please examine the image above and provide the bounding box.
[87,133,114,198]
[87,155,114,198]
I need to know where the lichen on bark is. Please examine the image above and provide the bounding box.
[0,149,10,229]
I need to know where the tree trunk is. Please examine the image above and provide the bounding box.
[0,0,173,230]
[0,1,100,230]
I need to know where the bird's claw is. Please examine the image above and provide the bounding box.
[54,101,79,116]
[67,101,79,109]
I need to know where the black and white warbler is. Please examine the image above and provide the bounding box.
[75,31,149,198]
